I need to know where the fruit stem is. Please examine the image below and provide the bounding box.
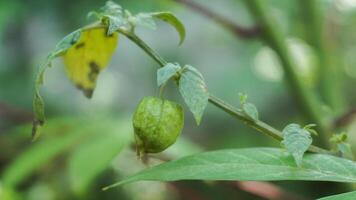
[158,83,167,99]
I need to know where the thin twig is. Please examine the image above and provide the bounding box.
[174,0,260,39]
[334,108,356,129]
[0,102,33,123]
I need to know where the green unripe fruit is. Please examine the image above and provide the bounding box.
[133,96,184,154]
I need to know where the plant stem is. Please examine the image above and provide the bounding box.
[158,83,167,98]
[174,0,260,39]
[243,0,330,146]
[208,95,331,155]
[299,0,345,113]
[334,107,356,129]
[115,27,332,155]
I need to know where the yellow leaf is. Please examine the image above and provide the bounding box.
[63,28,118,98]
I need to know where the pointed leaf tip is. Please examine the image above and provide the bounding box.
[179,66,208,125]
[282,124,312,166]
[109,148,356,186]
[151,12,186,45]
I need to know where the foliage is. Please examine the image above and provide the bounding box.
[104,147,356,190]
[281,123,312,166]
[1,0,356,199]
[27,2,356,199]
[178,65,209,125]
[1,118,131,192]
[157,63,181,87]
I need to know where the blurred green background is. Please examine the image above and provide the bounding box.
[1,0,356,199]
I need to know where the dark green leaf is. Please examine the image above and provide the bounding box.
[32,93,45,140]
[282,124,312,166]
[179,65,209,125]
[318,191,356,200]
[3,119,92,187]
[103,148,356,189]
[2,118,130,190]
[151,12,186,45]
[32,60,51,140]
[68,119,131,195]
[157,63,181,86]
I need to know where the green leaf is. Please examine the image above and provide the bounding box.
[242,103,258,121]
[179,65,209,125]
[32,95,45,140]
[157,63,181,86]
[32,61,49,140]
[103,148,356,189]
[282,123,312,166]
[88,1,125,35]
[32,59,53,140]
[68,119,131,195]
[318,191,356,200]
[3,119,91,187]
[151,12,186,45]
[31,30,82,140]
[2,118,130,191]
